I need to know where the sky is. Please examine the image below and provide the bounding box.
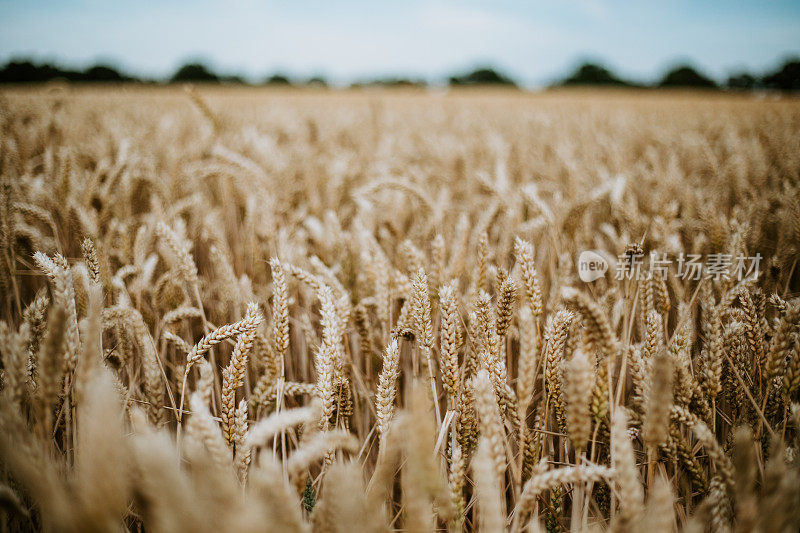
[0,0,798,86]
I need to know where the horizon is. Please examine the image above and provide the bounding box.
[2,57,798,89]
[1,1,799,88]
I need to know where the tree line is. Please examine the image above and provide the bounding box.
[0,58,798,91]
[558,60,799,91]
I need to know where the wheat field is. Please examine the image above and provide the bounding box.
[0,85,799,532]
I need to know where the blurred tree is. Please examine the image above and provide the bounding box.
[83,65,127,82]
[170,63,219,83]
[448,67,516,87]
[264,73,292,85]
[0,60,40,82]
[353,77,426,88]
[558,62,636,87]
[219,75,246,84]
[307,76,328,87]
[762,59,800,92]
[0,60,72,83]
[726,72,757,90]
[658,65,717,88]
[0,60,136,83]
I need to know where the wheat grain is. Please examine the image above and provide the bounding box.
[564,347,593,452]
[375,339,400,438]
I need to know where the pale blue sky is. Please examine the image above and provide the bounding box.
[1,0,798,86]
